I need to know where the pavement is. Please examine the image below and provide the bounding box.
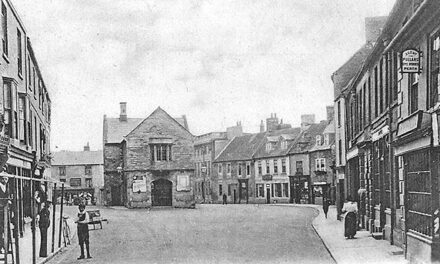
[307,204,407,264]
[14,205,78,264]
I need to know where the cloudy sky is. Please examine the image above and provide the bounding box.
[12,0,395,151]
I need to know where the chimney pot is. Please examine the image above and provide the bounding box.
[84,142,90,151]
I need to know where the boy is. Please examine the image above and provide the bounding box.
[75,204,92,259]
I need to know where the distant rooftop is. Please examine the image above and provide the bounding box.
[52,150,103,166]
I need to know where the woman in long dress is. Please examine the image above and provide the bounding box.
[342,196,358,239]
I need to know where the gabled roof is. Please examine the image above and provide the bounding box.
[253,127,302,159]
[215,133,266,162]
[104,118,143,144]
[52,150,103,166]
[125,107,193,139]
[332,44,373,99]
[323,119,335,134]
[288,123,328,154]
[103,107,191,144]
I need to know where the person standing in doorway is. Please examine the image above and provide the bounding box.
[38,202,50,257]
[222,193,227,205]
[75,204,92,259]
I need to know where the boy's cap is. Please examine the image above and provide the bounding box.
[78,204,86,209]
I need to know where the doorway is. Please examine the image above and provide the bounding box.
[266,186,271,204]
[151,179,172,206]
[111,185,122,206]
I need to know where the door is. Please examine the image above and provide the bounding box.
[151,179,172,206]
[266,187,271,204]
[111,185,122,206]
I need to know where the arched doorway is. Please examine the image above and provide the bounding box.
[151,179,172,206]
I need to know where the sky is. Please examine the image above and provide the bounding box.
[12,0,395,151]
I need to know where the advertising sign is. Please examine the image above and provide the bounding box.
[401,49,420,73]
[133,176,147,193]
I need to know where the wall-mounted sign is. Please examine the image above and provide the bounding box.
[401,49,421,73]
[133,176,147,193]
[262,175,272,181]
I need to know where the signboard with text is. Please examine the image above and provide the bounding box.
[401,49,421,73]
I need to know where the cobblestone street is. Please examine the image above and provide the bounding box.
[48,205,334,264]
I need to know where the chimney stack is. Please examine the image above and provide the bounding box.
[120,102,127,122]
[84,142,90,151]
[326,106,335,122]
[301,114,315,131]
[260,120,265,133]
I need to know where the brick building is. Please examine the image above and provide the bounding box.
[103,103,195,208]
[333,1,440,262]
[52,144,104,205]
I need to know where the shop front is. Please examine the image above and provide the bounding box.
[289,174,311,204]
[395,110,439,262]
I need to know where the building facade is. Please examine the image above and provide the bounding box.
[52,144,104,205]
[333,1,440,262]
[0,0,52,239]
[103,103,195,208]
[193,132,229,203]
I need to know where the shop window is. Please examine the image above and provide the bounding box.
[405,150,432,237]
[273,183,282,197]
[256,184,264,197]
[70,178,81,187]
[282,183,288,197]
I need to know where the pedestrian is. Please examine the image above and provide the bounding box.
[75,204,92,259]
[38,202,51,257]
[222,193,227,205]
[323,199,330,218]
[0,177,9,253]
[342,196,358,239]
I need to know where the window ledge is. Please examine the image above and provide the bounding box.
[2,53,9,63]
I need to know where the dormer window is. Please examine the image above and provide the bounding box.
[316,135,322,146]
[324,134,329,145]
[281,140,287,150]
[266,142,272,151]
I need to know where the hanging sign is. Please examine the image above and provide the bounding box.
[401,49,421,73]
